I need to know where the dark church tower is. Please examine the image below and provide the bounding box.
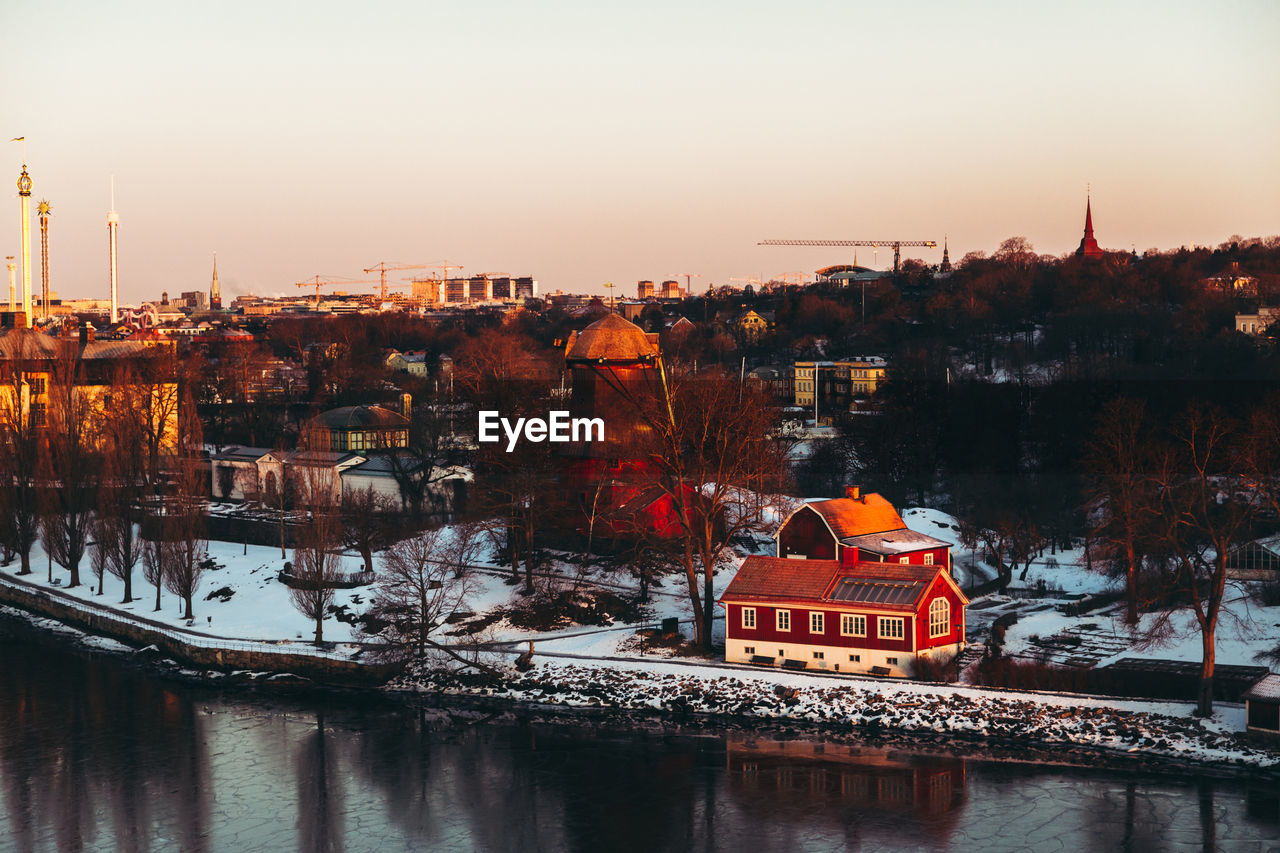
[1075,196,1104,259]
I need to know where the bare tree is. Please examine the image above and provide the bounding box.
[40,339,100,588]
[629,365,789,652]
[373,523,483,659]
[1146,404,1263,717]
[0,331,44,575]
[290,456,343,645]
[162,400,208,621]
[339,485,397,573]
[100,361,151,603]
[1083,398,1162,624]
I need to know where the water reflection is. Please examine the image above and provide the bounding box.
[0,637,211,852]
[1,629,1277,852]
[724,735,965,849]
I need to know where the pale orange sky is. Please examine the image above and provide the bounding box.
[3,0,1278,303]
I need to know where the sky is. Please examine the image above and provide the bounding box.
[2,0,1278,304]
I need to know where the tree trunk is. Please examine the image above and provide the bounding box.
[1196,626,1215,717]
[183,592,194,621]
[682,560,703,649]
[1124,542,1138,625]
[17,550,31,575]
[154,576,162,612]
[702,553,715,654]
[314,612,324,645]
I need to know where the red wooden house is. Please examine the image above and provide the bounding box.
[776,487,952,569]
[723,487,965,677]
[720,556,968,677]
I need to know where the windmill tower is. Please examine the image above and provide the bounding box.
[107,180,119,323]
[37,200,51,319]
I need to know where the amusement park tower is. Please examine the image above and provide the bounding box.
[38,200,51,319]
[107,180,119,323]
[16,162,32,320]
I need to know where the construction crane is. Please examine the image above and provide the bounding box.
[671,272,703,294]
[295,275,375,307]
[364,262,458,301]
[758,239,937,274]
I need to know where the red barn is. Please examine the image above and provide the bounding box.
[721,557,968,677]
[776,487,951,569]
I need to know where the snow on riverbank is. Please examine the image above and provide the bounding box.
[391,657,1280,773]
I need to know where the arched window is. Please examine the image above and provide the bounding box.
[929,598,950,638]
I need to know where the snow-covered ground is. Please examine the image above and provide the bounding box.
[391,658,1279,771]
[2,538,375,645]
[4,501,1279,772]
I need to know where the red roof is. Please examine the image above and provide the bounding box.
[796,493,906,540]
[721,557,842,603]
[565,313,658,362]
[722,557,960,612]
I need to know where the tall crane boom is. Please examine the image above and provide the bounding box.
[364,261,454,300]
[758,239,937,274]
[296,275,376,306]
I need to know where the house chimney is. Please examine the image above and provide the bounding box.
[401,392,412,419]
[845,485,861,502]
[79,323,95,344]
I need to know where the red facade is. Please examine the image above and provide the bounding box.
[724,571,965,655]
[776,497,952,569]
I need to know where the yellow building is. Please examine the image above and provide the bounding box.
[0,323,180,448]
[794,356,888,420]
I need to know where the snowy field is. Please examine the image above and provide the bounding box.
[3,503,1277,696]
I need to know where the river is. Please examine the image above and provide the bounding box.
[0,627,1277,852]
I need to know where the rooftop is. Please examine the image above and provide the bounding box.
[721,557,949,611]
[565,313,659,363]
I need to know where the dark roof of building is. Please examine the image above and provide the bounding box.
[825,565,941,608]
[210,445,273,462]
[839,528,952,555]
[1242,673,1280,702]
[566,313,659,362]
[721,557,949,612]
[0,328,173,360]
[309,405,409,430]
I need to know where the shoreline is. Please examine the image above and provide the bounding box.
[4,598,1278,782]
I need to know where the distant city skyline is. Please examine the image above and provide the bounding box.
[3,0,1278,304]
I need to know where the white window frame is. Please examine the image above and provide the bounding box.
[809,612,824,634]
[878,616,905,640]
[899,556,909,564]
[841,614,866,637]
[929,598,950,638]
[776,609,791,632]
[742,607,756,630]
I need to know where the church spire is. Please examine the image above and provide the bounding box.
[940,235,951,272]
[1075,193,1103,259]
[210,252,222,309]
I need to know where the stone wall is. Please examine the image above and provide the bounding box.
[0,575,395,687]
